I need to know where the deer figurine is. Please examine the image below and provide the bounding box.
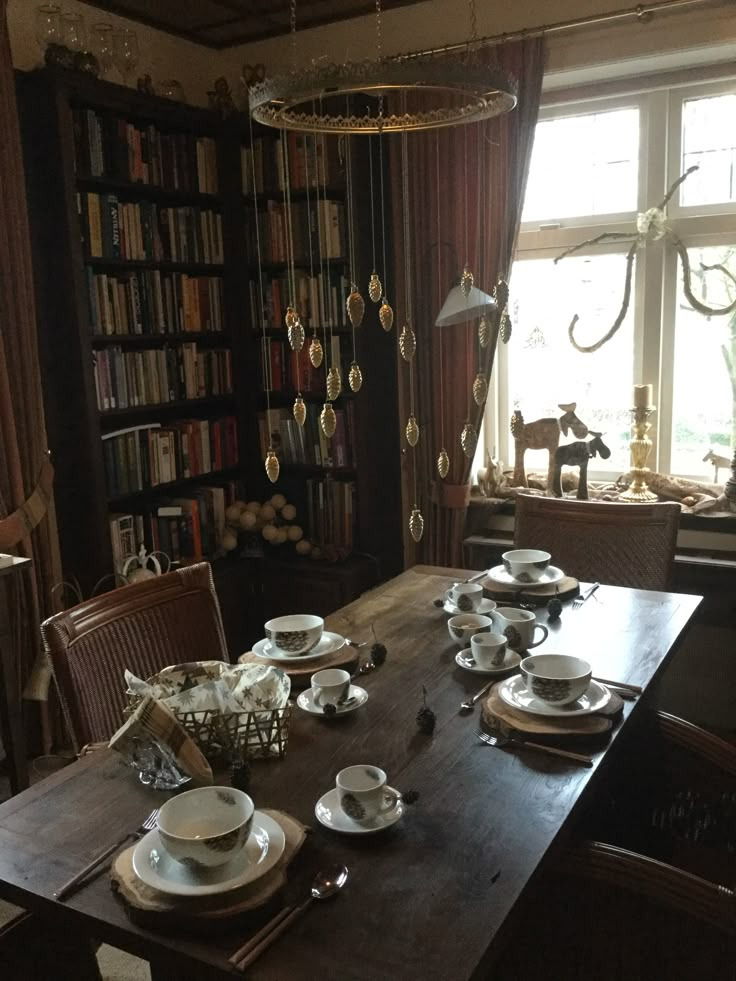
[510,402,590,493]
[552,432,611,499]
[702,448,732,484]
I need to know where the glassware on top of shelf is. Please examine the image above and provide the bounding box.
[35,3,61,56]
[112,28,139,85]
[158,79,186,103]
[61,11,86,52]
[91,22,114,77]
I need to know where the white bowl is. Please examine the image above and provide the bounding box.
[157,786,254,871]
[519,653,592,706]
[447,614,493,648]
[502,549,551,583]
[265,614,324,655]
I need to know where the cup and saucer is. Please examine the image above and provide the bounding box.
[442,581,496,616]
[315,765,405,835]
[456,641,521,675]
[297,668,368,716]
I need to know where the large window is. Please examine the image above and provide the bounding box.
[485,79,736,482]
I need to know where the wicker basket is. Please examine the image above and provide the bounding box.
[174,704,291,761]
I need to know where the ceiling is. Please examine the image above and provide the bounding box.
[84,0,425,49]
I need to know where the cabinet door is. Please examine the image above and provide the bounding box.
[260,568,343,621]
[212,562,261,660]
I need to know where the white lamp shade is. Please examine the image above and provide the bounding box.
[435,284,497,327]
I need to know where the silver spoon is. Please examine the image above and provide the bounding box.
[230,865,349,969]
[459,677,497,713]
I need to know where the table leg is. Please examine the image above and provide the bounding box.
[0,578,29,795]
[1,911,102,980]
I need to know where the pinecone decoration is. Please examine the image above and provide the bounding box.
[401,790,420,805]
[416,685,436,735]
[229,759,251,793]
[341,792,366,821]
[500,310,512,344]
[322,702,337,717]
[370,624,387,667]
[547,588,563,622]
[493,278,509,313]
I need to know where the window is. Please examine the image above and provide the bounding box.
[484,79,736,483]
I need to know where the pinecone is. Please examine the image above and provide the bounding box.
[416,686,436,735]
[370,623,387,667]
[323,703,337,717]
[547,589,563,622]
[401,790,420,805]
[229,760,251,792]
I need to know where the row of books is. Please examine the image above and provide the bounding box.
[93,345,233,411]
[80,193,224,265]
[261,336,349,394]
[102,417,238,497]
[86,270,225,336]
[249,269,349,330]
[247,200,345,264]
[305,477,355,549]
[73,108,219,193]
[259,403,356,469]
[241,135,343,194]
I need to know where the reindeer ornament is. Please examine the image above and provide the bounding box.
[510,403,590,493]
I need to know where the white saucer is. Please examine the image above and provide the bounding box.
[497,675,612,717]
[486,565,565,589]
[315,786,405,835]
[251,631,346,663]
[131,811,286,897]
[443,594,497,616]
[455,648,521,675]
[297,684,368,715]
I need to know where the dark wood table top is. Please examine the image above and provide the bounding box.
[0,566,701,981]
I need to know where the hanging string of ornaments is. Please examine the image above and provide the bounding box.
[249,0,517,543]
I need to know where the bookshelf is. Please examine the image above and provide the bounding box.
[19,68,402,650]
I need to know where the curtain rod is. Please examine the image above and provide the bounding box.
[398,0,720,59]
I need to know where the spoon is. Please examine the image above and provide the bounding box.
[230,865,349,969]
[459,677,497,713]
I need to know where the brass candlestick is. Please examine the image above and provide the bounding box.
[620,404,658,502]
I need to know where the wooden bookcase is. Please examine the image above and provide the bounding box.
[17,68,402,650]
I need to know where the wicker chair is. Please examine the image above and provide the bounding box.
[41,562,228,751]
[513,495,680,590]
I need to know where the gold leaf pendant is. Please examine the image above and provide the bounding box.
[437,448,449,479]
[293,395,306,426]
[288,319,305,352]
[347,290,365,329]
[500,311,512,344]
[368,272,382,303]
[309,336,323,368]
[348,361,363,393]
[399,323,416,362]
[409,506,424,543]
[326,366,341,401]
[379,301,394,332]
[320,402,337,438]
[285,305,298,330]
[461,266,474,298]
[493,278,509,313]
[461,422,478,459]
[473,373,488,406]
[405,414,419,447]
[478,315,491,349]
[265,450,280,483]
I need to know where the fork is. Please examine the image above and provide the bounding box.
[572,582,600,610]
[473,728,594,767]
[54,807,159,901]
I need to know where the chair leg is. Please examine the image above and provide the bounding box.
[1,911,102,980]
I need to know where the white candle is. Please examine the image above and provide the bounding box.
[633,384,652,408]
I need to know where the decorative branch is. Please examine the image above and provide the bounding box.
[568,242,637,353]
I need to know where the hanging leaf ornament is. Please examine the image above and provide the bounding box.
[437,448,450,479]
[461,266,474,298]
[309,336,323,368]
[472,373,488,406]
[409,506,424,543]
[405,415,419,447]
[348,361,363,393]
[500,311,512,344]
[293,396,306,426]
[347,290,365,329]
[461,422,478,459]
[368,272,382,303]
[288,319,305,352]
[265,450,280,483]
[320,402,337,439]
[379,301,394,332]
[326,366,341,401]
[285,306,298,330]
[478,315,491,349]
[493,278,509,313]
[399,323,416,362]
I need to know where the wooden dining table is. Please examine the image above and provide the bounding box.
[0,565,701,980]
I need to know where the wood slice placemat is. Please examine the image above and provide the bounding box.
[238,647,359,687]
[111,809,307,930]
[482,575,579,606]
[481,683,622,736]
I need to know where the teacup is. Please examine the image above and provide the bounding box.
[447,613,493,648]
[336,764,396,823]
[520,653,592,706]
[265,614,323,655]
[502,549,551,583]
[311,668,350,706]
[447,582,483,612]
[470,631,508,669]
[493,607,548,652]
[157,786,254,870]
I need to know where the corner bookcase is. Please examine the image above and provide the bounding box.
[18,68,402,653]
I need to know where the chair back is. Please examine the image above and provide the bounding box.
[42,562,228,750]
[513,495,680,591]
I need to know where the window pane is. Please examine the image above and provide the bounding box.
[522,108,639,222]
[671,245,735,475]
[507,255,634,475]
[681,94,736,207]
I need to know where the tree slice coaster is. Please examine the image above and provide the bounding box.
[481,683,622,736]
[482,575,579,606]
[110,809,308,929]
[238,648,359,687]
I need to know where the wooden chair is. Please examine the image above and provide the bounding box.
[41,562,228,752]
[514,495,680,590]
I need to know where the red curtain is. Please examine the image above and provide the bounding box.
[391,39,545,567]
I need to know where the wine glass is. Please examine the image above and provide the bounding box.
[92,22,114,77]
[61,12,86,53]
[112,29,139,85]
[35,3,61,57]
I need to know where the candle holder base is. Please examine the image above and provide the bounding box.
[619,404,658,503]
[619,473,658,503]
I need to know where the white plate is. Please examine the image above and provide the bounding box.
[251,631,346,663]
[443,595,497,616]
[297,684,368,716]
[455,648,521,675]
[315,786,404,835]
[486,565,565,589]
[497,675,612,717]
[131,811,285,897]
